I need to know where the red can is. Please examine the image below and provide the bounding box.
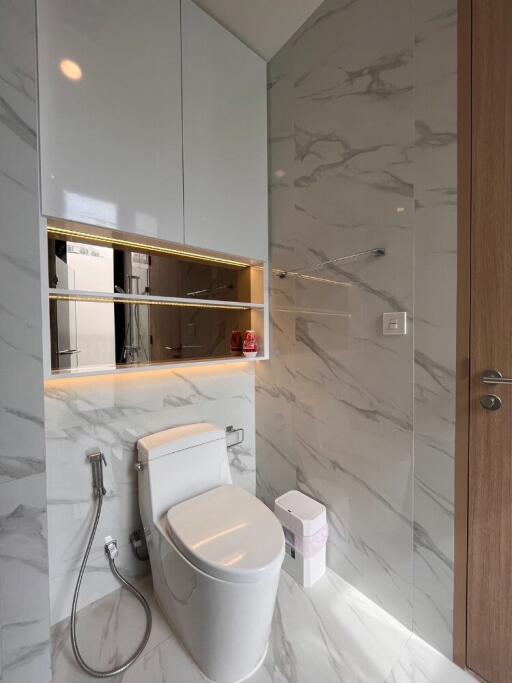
[242,330,258,358]
[230,329,243,356]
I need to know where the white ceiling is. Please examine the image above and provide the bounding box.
[192,0,325,61]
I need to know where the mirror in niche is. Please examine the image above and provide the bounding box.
[47,233,262,372]
[47,236,255,302]
[49,299,253,371]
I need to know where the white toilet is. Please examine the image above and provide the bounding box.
[137,423,285,683]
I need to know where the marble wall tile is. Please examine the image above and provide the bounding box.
[412,0,457,657]
[0,474,51,683]
[256,277,297,508]
[0,0,45,485]
[0,1,52,681]
[44,363,256,623]
[260,0,417,630]
[258,0,457,656]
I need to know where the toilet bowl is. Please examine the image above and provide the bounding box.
[137,423,285,683]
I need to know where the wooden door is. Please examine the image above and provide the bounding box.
[467,1,512,681]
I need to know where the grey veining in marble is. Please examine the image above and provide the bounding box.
[51,568,474,683]
[412,0,457,657]
[260,0,415,630]
[385,634,471,683]
[257,0,457,656]
[0,0,45,486]
[0,0,52,681]
[0,475,52,683]
[45,363,256,624]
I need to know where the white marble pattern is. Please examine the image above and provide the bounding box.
[256,279,297,508]
[257,0,457,657]
[0,474,51,683]
[260,0,416,631]
[44,363,256,624]
[51,568,474,683]
[51,575,172,677]
[412,0,457,657]
[0,0,52,680]
[385,635,471,683]
[0,0,45,485]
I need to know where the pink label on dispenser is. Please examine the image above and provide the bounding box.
[283,523,328,558]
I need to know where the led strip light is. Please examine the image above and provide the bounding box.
[49,293,251,311]
[47,225,250,269]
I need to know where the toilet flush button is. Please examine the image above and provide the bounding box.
[382,312,407,336]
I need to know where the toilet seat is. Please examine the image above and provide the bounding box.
[166,484,284,584]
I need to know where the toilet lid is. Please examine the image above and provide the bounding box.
[166,485,285,584]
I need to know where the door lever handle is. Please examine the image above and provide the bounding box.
[482,370,512,385]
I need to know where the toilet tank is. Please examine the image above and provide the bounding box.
[137,423,232,520]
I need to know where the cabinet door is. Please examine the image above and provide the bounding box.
[182,0,268,261]
[37,0,184,242]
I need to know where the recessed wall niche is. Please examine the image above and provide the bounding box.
[46,223,265,375]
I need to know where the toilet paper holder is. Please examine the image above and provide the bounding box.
[226,425,244,449]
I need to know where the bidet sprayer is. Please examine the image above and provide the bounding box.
[72,450,152,676]
[88,450,107,498]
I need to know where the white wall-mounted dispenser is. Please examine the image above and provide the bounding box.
[274,490,328,587]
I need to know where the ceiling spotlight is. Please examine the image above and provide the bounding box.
[59,59,83,81]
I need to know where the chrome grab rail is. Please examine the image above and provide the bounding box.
[276,247,385,279]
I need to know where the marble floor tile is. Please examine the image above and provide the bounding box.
[51,575,170,681]
[260,569,410,683]
[50,566,473,683]
[385,635,474,683]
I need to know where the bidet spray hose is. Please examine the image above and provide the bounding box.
[70,453,152,678]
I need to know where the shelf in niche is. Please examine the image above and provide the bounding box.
[48,288,264,311]
[45,223,268,379]
[47,289,266,378]
[46,354,267,380]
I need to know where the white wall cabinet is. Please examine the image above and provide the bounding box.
[37,0,268,261]
[181,0,268,261]
[37,0,184,243]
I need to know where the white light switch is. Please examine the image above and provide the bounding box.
[382,312,407,336]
